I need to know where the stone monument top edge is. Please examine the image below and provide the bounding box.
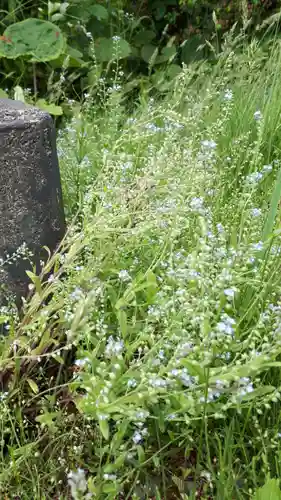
[0,98,50,124]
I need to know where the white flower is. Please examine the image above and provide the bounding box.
[254,110,262,121]
[190,197,204,212]
[217,314,236,336]
[246,172,263,184]
[149,377,167,388]
[67,468,87,498]
[237,377,254,397]
[224,89,233,100]
[98,413,109,420]
[224,288,236,299]
[105,336,124,358]
[133,431,142,444]
[262,164,272,173]
[118,269,131,282]
[201,139,217,149]
[104,473,117,480]
[70,287,84,301]
[127,378,137,388]
[75,358,90,367]
[135,410,149,420]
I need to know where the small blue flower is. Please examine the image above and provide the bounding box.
[201,139,217,149]
[224,288,236,299]
[251,208,261,217]
[252,241,263,251]
[190,197,204,212]
[133,431,142,444]
[217,314,236,336]
[246,172,263,184]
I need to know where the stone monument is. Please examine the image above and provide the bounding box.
[0,99,65,306]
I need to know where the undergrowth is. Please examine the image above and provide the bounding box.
[2,36,281,499]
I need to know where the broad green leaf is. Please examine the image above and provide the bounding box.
[88,66,102,86]
[67,45,84,61]
[102,483,118,494]
[166,64,182,79]
[253,478,281,500]
[141,44,158,63]
[89,4,108,21]
[181,35,205,65]
[151,65,182,92]
[134,29,156,47]
[36,99,63,116]
[156,46,177,64]
[51,46,85,69]
[94,37,131,62]
[0,19,64,62]
[68,2,107,22]
[27,378,39,394]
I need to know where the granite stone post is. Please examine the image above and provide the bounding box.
[0,99,65,305]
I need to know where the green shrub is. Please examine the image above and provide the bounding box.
[1,0,280,109]
[3,37,281,497]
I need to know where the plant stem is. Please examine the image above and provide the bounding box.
[33,62,37,102]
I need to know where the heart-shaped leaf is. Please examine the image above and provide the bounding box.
[134,29,156,47]
[141,44,158,63]
[156,46,177,64]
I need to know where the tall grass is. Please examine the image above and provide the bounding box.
[2,37,281,499]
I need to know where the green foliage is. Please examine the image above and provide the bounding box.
[94,37,131,62]
[0,0,279,111]
[35,98,63,115]
[0,19,64,61]
[3,38,281,497]
[254,478,281,499]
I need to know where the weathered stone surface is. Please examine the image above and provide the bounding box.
[0,98,65,305]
